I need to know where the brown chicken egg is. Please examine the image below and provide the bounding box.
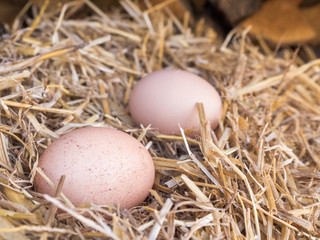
[129,69,222,136]
[35,127,155,210]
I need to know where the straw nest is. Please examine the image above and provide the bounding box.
[0,0,320,239]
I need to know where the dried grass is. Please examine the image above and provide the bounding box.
[0,0,320,239]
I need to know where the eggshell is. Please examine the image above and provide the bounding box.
[34,127,155,210]
[129,69,222,136]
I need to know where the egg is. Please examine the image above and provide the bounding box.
[129,69,222,136]
[34,127,155,210]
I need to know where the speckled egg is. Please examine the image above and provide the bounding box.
[129,69,222,136]
[35,127,155,210]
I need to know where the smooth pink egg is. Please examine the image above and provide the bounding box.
[129,69,222,136]
[35,127,155,209]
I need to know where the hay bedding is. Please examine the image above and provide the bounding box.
[0,0,320,239]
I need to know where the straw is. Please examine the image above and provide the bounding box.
[0,0,319,238]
